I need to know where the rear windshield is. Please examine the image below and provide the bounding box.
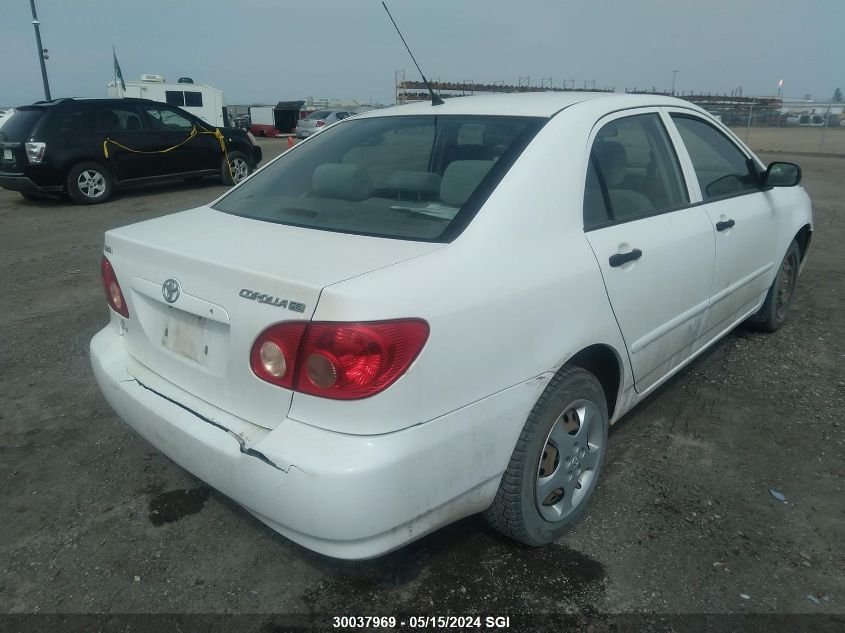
[213,115,544,242]
[0,109,43,140]
[307,111,332,120]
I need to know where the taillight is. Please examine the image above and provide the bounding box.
[100,256,129,318]
[25,141,46,164]
[250,319,429,400]
[315,120,326,127]
[249,322,307,389]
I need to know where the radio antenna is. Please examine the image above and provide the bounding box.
[381,2,444,106]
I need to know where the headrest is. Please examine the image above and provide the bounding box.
[592,141,627,188]
[385,171,441,196]
[311,163,373,201]
[440,160,494,207]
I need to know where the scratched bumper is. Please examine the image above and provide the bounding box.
[90,326,539,559]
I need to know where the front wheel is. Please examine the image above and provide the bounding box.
[221,151,252,186]
[748,239,801,332]
[66,162,113,204]
[484,366,609,546]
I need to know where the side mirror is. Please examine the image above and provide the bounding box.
[763,161,801,187]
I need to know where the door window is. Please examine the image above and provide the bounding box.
[584,113,688,229]
[92,106,144,133]
[671,115,759,200]
[142,106,194,130]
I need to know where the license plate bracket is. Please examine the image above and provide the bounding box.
[161,309,210,365]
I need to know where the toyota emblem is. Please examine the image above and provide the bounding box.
[162,278,181,304]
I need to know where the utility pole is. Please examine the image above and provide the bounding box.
[30,0,51,101]
[671,70,678,95]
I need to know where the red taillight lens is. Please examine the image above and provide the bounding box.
[250,322,308,389]
[100,256,129,318]
[249,319,429,400]
[315,120,326,127]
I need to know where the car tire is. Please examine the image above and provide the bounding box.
[484,366,609,546]
[66,162,113,204]
[747,239,801,332]
[221,151,252,186]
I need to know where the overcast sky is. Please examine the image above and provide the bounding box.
[1,0,842,107]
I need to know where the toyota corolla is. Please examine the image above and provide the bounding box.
[90,92,812,559]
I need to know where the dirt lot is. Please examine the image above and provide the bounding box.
[0,138,843,630]
[728,126,845,156]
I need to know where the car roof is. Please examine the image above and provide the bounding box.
[354,91,704,119]
[17,97,174,110]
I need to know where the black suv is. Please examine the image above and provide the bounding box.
[0,98,262,204]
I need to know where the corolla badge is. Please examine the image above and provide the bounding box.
[162,278,181,304]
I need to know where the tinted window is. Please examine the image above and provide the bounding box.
[184,91,203,107]
[307,111,332,120]
[671,115,758,200]
[0,110,43,139]
[92,106,144,133]
[142,106,193,130]
[214,115,544,242]
[44,109,94,135]
[584,113,688,228]
[165,91,185,106]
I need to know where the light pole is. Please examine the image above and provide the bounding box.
[671,70,678,95]
[30,0,51,101]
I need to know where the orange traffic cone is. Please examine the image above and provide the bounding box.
[287,136,294,149]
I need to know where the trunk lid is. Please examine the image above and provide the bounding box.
[106,206,442,429]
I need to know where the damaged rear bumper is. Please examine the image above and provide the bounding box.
[90,326,537,559]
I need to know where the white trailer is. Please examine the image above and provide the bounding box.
[108,74,225,127]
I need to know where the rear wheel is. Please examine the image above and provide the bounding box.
[484,366,609,546]
[66,162,113,204]
[748,239,801,332]
[221,151,252,186]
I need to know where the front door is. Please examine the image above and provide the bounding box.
[137,104,219,175]
[668,113,779,340]
[583,110,715,392]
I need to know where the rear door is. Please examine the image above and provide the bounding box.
[137,104,219,174]
[583,109,715,392]
[667,112,779,340]
[92,103,156,180]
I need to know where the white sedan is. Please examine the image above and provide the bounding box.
[90,92,812,559]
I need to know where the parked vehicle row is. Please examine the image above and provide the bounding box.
[90,92,811,559]
[0,98,262,204]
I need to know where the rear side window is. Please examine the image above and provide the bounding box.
[214,115,544,242]
[0,110,43,139]
[584,113,688,228]
[44,109,94,135]
[92,106,144,133]
[671,115,759,200]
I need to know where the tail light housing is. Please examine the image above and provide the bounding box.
[315,120,326,128]
[25,141,46,164]
[100,256,129,318]
[250,319,429,400]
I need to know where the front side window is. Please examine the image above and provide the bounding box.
[671,115,759,200]
[142,106,193,130]
[583,113,688,228]
[214,115,544,241]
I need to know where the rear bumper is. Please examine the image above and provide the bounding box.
[90,326,540,559]
[0,173,63,194]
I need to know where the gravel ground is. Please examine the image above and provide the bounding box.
[0,139,842,631]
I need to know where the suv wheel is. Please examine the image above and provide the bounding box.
[67,162,113,204]
[221,151,252,186]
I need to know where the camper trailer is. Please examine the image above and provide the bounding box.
[108,75,225,127]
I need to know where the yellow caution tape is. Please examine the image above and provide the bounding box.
[103,125,235,181]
